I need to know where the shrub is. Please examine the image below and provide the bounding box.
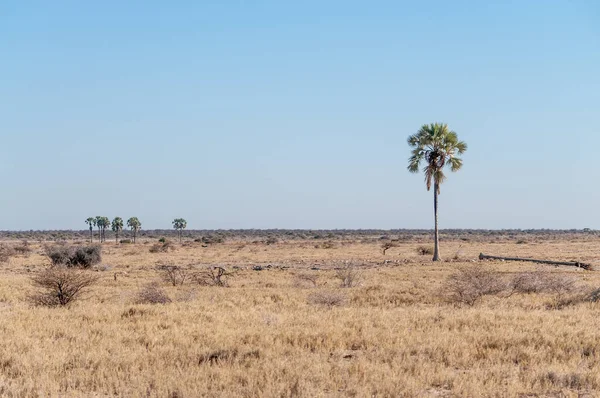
[443,267,506,306]
[70,246,102,268]
[587,288,600,303]
[13,240,32,256]
[293,273,319,288]
[194,267,231,287]
[335,264,363,288]
[307,290,347,307]
[0,244,15,263]
[416,246,434,256]
[158,237,167,243]
[45,245,102,268]
[509,271,576,295]
[133,283,171,304]
[149,241,175,253]
[29,267,98,307]
[381,242,397,255]
[160,265,188,286]
[120,239,132,244]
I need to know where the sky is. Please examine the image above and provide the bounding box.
[1,1,599,230]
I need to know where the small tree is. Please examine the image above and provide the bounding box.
[127,217,142,243]
[85,217,95,243]
[172,218,187,243]
[30,267,98,307]
[111,217,123,243]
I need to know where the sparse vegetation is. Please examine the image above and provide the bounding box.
[0,233,597,396]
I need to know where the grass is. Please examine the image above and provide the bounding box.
[0,236,599,396]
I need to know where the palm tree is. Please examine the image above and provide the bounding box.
[111,217,124,243]
[408,123,467,261]
[95,216,110,242]
[85,217,95,243]
[127,217,141,243]
[172,218,187,242]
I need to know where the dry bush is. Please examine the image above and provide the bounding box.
[13,240,32,256]
[44,245,102,268]
[160,265,188,286]
[509,271,576,295]
[29,267,99,307]
[335,264,363,288]
[293,273,319,288]
[0,244,15,263]
[443,267,506,306]
[587,288,600,303]
[150,240,175,253]
[381,242,398,255]
[133,283,172,304]
[416,246,434,255]
[307,290,347,307]
[193,267,231,287]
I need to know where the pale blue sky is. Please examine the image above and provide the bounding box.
[1,1,599,230]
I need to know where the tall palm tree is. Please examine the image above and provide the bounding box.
[85,217,96,243]
[408,123,467,261]
[172,218,187,243]
[95,216,110,242]
[127,217,141,243]
[111,217,123,243]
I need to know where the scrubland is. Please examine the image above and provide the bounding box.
[0,233,599,397]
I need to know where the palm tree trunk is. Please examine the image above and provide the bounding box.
[433,182,441,261]
[89,228,93,243]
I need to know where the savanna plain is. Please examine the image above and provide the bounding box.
[0,230,599,397]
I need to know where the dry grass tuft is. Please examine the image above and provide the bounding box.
[307,290,347,307]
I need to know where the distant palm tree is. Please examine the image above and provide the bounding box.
[85,217,95,243]
[172,218,187,242]
[95,216,110,243]
[127,217,142,243]
[111,217,124,243]
[408,123,467,261]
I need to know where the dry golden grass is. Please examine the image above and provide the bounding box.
[0,237,599,397]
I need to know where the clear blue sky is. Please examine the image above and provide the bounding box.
[1,1,599,230]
